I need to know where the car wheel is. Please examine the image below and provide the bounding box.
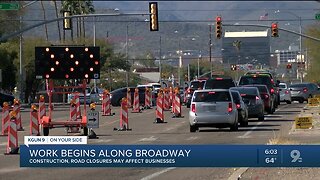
[43,127,49,136]
[286,100,292,104]
[299,99,304,104]
[258,115,264,121]
[230,118,238,131]
[190,125,197,132]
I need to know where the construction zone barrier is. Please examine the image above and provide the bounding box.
[127,88,132,108]
[132,88,141,113]
[164,88,170,111]
[39,95,46,120]
[114,98,132,131]
[173,88,183,118]
[102,90,114,116]
[171,90,176,114]
[183,89,188,105]
[5,111,19,155]
[144,88,152,109]
[69,99,80,133]
[13,99,24,131]
[169,87,173,108]
[30,105,40,136]
[155,91,166,123]
[1,102,10,136]
[75,93,81,118]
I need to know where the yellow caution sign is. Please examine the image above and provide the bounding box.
[295,116,313,129]
[308,98,320,107]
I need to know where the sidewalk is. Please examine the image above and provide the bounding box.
[239,104,320,180]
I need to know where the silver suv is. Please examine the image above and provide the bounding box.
[289,83,320,103]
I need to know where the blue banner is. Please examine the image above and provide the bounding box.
[20,145,320,167]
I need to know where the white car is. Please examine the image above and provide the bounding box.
[279,83,292,104]
[67,87,103,104]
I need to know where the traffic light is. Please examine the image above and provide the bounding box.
[63,11,72,30]
[215,16,222,39]
[286,63,292,69]
[35,46,100,79]
[149,2,159,31]
[271,23,278,37]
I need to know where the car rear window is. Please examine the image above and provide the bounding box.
[289,84,307,88]
[239,76,272,88]
[279,84,286,88]
[231,92,241,104]
[193,91,231,102]
[190,81,205,89]
[245,85,268,93]
[231,88,258,96]
[204,79,235,89]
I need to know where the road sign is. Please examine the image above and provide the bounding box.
[87,110,99,128]
[0,3,19,10]
[316,13,320,20]
[308,98,319,107]
[295,116,312,129]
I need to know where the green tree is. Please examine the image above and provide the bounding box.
[135,52,156,68]
[304,25,320,83]
[0,47,17,91]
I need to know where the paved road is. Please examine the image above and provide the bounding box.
[0,102,304,180]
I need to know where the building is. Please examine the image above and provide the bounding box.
[222,30,270,66]
[274,50,299,66]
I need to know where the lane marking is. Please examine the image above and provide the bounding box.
[140,167,176,180]
[186,136,198,141]
[139,136,157,142]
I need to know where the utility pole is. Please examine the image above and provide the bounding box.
[209,25,212,78]
[159,35,162,83]
[126,24,129,87]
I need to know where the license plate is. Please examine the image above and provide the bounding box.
[202,105,216,112]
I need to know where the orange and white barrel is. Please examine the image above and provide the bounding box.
[145,88,151,109]
[6,112,19,154]
[69,100,79,133]
[156,92,164,123]
[169,87,173,107]
[103,91,113,116]
[30,105,40,136]
[38,95,46,121]
[164,89,170,111]
[127,88,132,108]
[1,102,10,135]
[13,99,23,131]
[173,91,182,118]
[74,93,81,118]
[120,98,129,130]
[101,91,107,113]
[132,88,140,113]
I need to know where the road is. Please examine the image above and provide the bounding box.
[0,102,303,180]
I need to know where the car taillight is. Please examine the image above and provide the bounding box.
[228,102,232,113]
[256,96,260,100]
[270,88,275,94]
[264,94,269,99]
[191,104,196,113]
[236,104,241,109]
[216,78,223,80]
[285,90,289,94]
[303,88,308,93]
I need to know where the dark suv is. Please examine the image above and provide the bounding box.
[185,80,206,108]
[203,76,236,90]
[110,87,151,106]
[239,74,278,110]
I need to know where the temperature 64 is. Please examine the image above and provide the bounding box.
[265,157,277,163]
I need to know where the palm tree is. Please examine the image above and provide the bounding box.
[40,0,49,41]
[80,0,95,39]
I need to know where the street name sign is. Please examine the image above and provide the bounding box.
[0,3,19,10]
[295,116,312,129]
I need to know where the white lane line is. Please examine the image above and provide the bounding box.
[140,167,176,180]
[139,136,157,142]
[95,139,113,143]
[186,136,198,141]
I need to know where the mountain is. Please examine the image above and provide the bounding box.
[21,1,320,58]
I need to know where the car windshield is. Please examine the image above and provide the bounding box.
[190,81,205,89]
[193,91,231,102]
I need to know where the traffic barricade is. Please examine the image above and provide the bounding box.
[132,88,141,113]
[13,99,24,131]
[39,95,46,121]
[101,90,107,113]
[74,93,81,118]
[164,88,170,111]
[30,105,40,136]
[127,88,132,108]
[173,89,183,118]
[102,90,114,116]
[144,88,152,109]
[155,92,166,123]
[69,99,80,133]
[114,98,132,131]
[169,87,173,107]
[5,111,19,155]
[1,102,10,136]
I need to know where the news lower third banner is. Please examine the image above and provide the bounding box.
[19,144,320,167]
